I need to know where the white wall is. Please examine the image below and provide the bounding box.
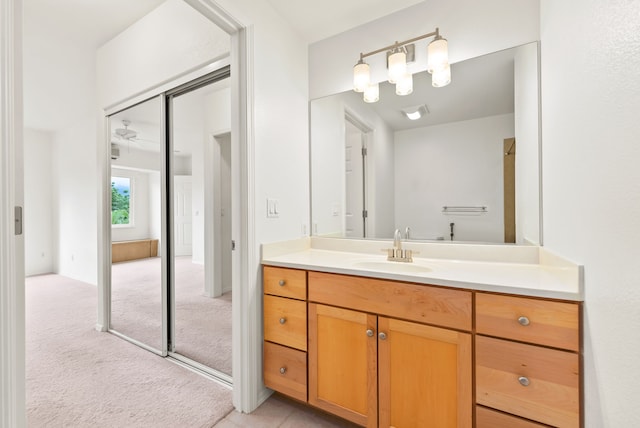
[394,114,514,242]
[514,42,540,245]
[173,93,205,263]
[24,129,54,275]
[203,86,231,272]
[309,0,540,99]
[310,91,394,238]
[52,117,98,285]
[310,95,344,236]
[239,4,310,246]
[204,87,231,134]
[540,1,640,426]
[97,0,230,108]
[23,0,99,285]
[112,145,163,172]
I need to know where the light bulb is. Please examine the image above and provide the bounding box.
[363,82,379,103]
[432,63,451,87]
[395,73,413,96]
[353,59,370,93]
[427,36,449,74]
[406,111,422,120]
[387,47,407,84]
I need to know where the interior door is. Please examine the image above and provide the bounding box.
[504,138,516,243]
[169,72,233,378]
[345,119,366,238]
[109,95,166,354]
[173,176,193,256]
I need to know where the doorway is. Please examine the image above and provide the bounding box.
[344,113,371,238]
[108,68,233,381]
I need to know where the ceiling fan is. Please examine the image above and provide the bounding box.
[113,119,137,140]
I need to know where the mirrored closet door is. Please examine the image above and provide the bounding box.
[108,68,232,379]
[109,96,166,354]
[167,70,233,379]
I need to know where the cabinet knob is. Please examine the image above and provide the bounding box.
[280,367,287,375]
[379,332,387,340]
[518,316,530,326]
[518,376,530,386]
[279,317,287,325]
[278,279,286,286]
[366,329,374,337]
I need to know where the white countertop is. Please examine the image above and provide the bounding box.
[261,238,583,301]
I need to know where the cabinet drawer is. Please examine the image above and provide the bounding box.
[476,293,580,352]
[308,271,471,331]
[264,266,307,300]
[476,336,579,428]
[264,341,307,402]
[476,406,550,428]
[264,295,307,351]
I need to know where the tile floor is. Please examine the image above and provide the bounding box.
[214,393,360,427]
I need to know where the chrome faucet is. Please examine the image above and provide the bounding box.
[404,226,411,240]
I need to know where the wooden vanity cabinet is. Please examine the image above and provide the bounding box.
[308,304,377,427]
[308,271,473,428]
[475,293,581,427]
[262,266,308,402]
[262,265,582,428]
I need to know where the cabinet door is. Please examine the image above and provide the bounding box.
[378,317,472,428]
[308,304,377,427]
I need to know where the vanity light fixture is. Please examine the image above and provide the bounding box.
[363,82,380,103]
[401,104,429,120]
[353,27,450,102]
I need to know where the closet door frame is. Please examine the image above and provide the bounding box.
[105,93,169,357]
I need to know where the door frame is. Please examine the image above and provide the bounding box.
[96,0,260,413]
[205,131,233,298]
[344,110,373,238]
[106,94,168,358]
[1,0,25,425]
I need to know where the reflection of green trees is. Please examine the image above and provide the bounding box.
[111,181,130,224]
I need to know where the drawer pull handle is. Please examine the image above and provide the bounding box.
[280,367,287,375]
[278,279,286,286]
[366,329,374,337]
[379,332,387,340]
[518,376,530,386]
[279,317,287,325]
[518,316,530,326]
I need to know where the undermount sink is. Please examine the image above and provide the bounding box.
[350,260,432,274]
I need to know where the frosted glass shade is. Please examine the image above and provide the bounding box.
[387,49,407,84]
[353,60,370,93]
[432,63,451,87]
[363,82,379,103]
[427,36,449,73]
[395,73,413,96]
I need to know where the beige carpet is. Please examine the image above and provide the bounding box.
[111,256,232,375]
[26,274,234,427]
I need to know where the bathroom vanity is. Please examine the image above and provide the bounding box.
[262,238,582,428]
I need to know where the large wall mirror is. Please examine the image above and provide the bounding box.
[310,42,541,245]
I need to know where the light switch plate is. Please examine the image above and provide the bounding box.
[267,198,279,218]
